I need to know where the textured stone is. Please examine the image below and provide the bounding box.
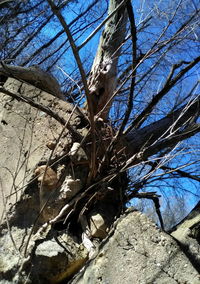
[71,210,200,284]
[89,213,108,239]
[0,78,75,221]
[0,78,89,283]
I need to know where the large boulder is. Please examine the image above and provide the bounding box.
[71,209,200,284]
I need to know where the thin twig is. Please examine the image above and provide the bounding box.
[127,56,200,130]
[115,0,137,136]
[47,0,96,181]
[0,86,83,142]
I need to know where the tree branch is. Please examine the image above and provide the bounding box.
[47,0,97,180]
[116,0,137,136]
[148,161,200,183]
[129,56,200,130]
[126,96,200,155]
[46,0,92,117]
[78,0,128,50]
[21,0,98,66]
[127,191,164,229]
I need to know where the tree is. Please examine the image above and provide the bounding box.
[0,0,200,282]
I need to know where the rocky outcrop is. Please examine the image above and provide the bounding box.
[0,78,74,221]
[0,63,65,99]
[1,78,200,284]
[170,201,200,271]
[0,78,89,283]
[71,209,200,284]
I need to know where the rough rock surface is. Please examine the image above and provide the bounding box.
[0,78,89,283]
[0,222,88,283]
[170,201,200,271]
[71,210,200,284]
[0,63,65,99]
[0,77,75,221]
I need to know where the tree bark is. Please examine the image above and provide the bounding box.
[87,0,127,119]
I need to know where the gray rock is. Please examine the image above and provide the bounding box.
[71,210,200,284]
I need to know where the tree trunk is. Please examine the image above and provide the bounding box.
[87,0,127,119]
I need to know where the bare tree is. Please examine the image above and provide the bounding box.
[0,0,200,282]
